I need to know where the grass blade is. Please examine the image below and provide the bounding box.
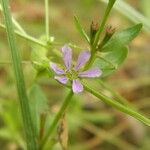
[1,0,37,149]
[99,0,150,32]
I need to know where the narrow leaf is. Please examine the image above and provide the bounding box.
[102,24,142,52]
[74,15,90,43]
[83,82,150,126]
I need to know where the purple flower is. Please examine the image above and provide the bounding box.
[50,45,102,93]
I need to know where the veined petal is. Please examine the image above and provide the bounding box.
[55,76,68,84]
[79,67,102,78]
[50,62,65,75]
[74,50,90,71]
[72,79,83,93]
[62,44,72,69]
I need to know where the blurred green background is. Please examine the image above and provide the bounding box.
[0,0,150,150]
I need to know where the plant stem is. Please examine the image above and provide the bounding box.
[84,53,96,69]
[45,0,50,40]
[12,17,27,35]
[0,4,27,34]
[85,0,116,69]
[99,80,130,106]
[39,90,73,149]
[1,0,37,149]
[0,22,47,48]
[83,82,150,126]
[93,0,116,48]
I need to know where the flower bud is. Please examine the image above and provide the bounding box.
[98,25,116,50]
[90,21,99,45]
[106,25,115,36]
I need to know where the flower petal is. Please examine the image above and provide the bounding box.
[79,67,102,78]
[72,79,83,93]
[74,50,91,71]
[62,44,72,69]
[55,76,68,84]
[50,62,65,74]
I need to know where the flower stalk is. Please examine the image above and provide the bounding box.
[93,0,116,49]
[83,82,150,126]
[85,0,116,70]
[39,90,74,149]
[45,0,50,41]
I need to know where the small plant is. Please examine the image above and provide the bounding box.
[0,0,150,150]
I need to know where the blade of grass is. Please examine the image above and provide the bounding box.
[99,0,150,32]
[1,0,37,149]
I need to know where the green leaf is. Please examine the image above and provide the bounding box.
[94,46,128,76]
[74,15,90,43]
[29,84,48,136]
[101,24,142,52]
[83,82,150,127]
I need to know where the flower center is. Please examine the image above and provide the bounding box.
[66,69,78,80]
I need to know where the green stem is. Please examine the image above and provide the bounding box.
[0,23,79,50]
[98,80,132,106]
[84,53,96,69]
[39,90,74,149]
[1,0,37,149]
[83,82,150,126]
[12,17,27,35]
[0,23,47,48]
[45,0,50,40]
[85,0,116,69]
[93,0,116,48]
[0,4,27,34]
